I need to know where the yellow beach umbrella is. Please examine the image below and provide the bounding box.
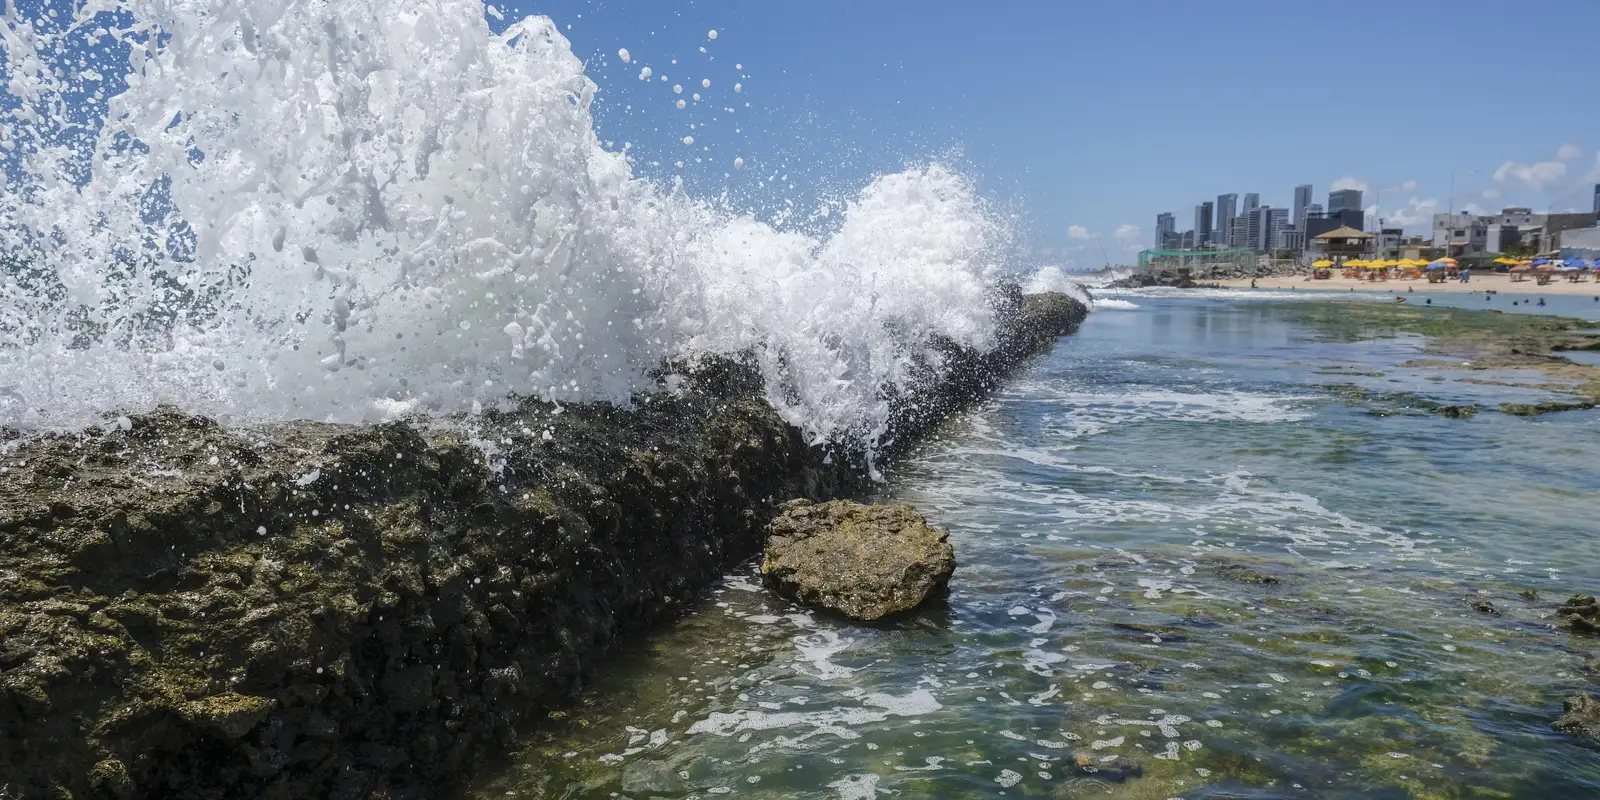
[1346,259,1368,267]
[1312,260,1334,267]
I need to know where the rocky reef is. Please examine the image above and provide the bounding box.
[0,291,1086,799]
[760,500,955,622]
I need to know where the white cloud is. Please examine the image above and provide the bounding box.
[1482,188,1501,200]
[1067,225,1093,240]
[1558,143,1584,162]
[1460,202,1487,216]
[1331,176,1370,193]
[1112,223,1142,251]
[1381,179,1419,195]
[1380,197,1440,229]
[1493,159,1567,190]
[1588,153,1600,182]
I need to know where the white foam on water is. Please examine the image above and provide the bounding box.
[0,1,1002,454]
[828,774,880,800]
[685,688,940,738]
[1092,298,1140,310]
[1098,287,1317,301]
[792,629,857,680]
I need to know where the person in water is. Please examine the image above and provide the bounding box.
[1539,298,1546,307]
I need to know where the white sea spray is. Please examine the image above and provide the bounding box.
[0,0,1002,455]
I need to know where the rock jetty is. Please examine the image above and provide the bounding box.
[0,289,1087,799]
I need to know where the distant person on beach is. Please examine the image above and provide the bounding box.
[1251,278,1257,289]
[1461,268,1470,283]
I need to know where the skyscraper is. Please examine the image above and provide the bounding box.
[1195,202,1214,247]
[1156,212,1176,248]
[1329,189,1363,215]
[1245,207,1264,251]
[1293,184,1313,231]
[1216,194,1237,245]
[1242,193,1260,214]
[1593,184,1599,214]
[1267,208,1288,252]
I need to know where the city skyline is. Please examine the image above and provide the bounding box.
[1155,182,1367,254]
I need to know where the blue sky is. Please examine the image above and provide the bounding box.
[507,0,1600,267]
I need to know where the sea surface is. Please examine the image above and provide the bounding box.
[471,296,1600,799]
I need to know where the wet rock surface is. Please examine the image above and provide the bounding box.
[1559,594,1600,634]
[0,293,1086,799]
[760,500,956,622]
[1554,693,1600,743]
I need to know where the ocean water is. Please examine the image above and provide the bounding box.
[470,296,1600,799]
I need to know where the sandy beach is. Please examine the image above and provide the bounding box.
[1218,271,1600,296]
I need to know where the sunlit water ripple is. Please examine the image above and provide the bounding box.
[471,297,1600,799]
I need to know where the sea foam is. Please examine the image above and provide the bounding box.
[0,0,1001,452]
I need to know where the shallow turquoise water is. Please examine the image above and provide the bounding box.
[472,298,1600,799]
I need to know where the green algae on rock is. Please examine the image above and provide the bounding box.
[0,292,1086,799]
[760,500,955,622]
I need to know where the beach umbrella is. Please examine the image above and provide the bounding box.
[1567,258,1591,269]
[1426,260,1451,270]
[1312,260,1334,268]
[1531,258,1552,268]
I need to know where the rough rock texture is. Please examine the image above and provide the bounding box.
[1554,692,1600,743]
[1559,594,1600,634]
[760,500,955,621]
[0,292,1087,799]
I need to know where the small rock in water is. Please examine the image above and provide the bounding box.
[1555,692,1600,743]
[1559,595,1600,634]
[1466,596,1499,615]
[760,500,955,622]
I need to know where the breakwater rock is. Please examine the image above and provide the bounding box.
[0,291,1086,799]
[760,500,955,622]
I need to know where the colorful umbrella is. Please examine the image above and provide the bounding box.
[1312,260,1334,267]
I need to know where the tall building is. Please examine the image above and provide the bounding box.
[1329,189,1364,219]
[1307,203,1323,217]
[1293,184,1313,231]
[1155,212,1176,248]
[1228,215,1249,249]
[1216,194,1238,245]
[1242,193,1260,214]
[1194,202,1214,247]
[1244,207,1265,252]
[1266,208,1288,252]
[1593,184,1600,214]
